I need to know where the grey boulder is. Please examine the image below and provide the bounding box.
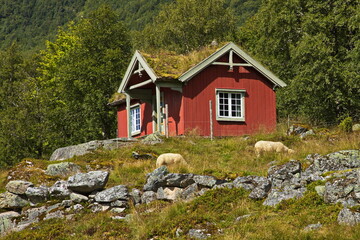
[163,173,195,188]
[49,180,72,199]
[0,192,29,209]
[0,211,20,235]
[68,171,109,194]
[143,166,169,191]
[70,193,88,203]
[188,229,211,239]
[45,162,81,177]
[130,188,142,205]
[263,188,306,206]
[6,180,34,195]
[323,178,359,207]
[304,150,360,176]
[193,175,217,188]
[180,183,200,200]
[268,160,301,189]
[141,191,157,204]
[338,208,360,226]
[157,187,183,201]
[49,139,122,161]
[25,186,49,204]
[233,176,271,199]
[94,185,129,202]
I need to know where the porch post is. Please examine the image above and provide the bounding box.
[126,93,131,138]
[156,84,161,133]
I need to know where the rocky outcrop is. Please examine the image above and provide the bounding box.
[25,186,49,204]
[94,185,129,202]
[67,171,109,194]
[263,160,306,206]
[143,166,169,191]
[287,124,315,139]
[49,180,72,199]
[45,162,81,177]
[49,139,135,161]
[6,181,34,195]
[337,208,360,226]
[0,192,29,210]
[188,229,211,239]
[141,133,163,145]
[233,176,271,200]
[303,150,360,177]
[0,211,20,235]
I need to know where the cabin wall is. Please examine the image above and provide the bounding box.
[117,100,153,138]
[182,63,276,136]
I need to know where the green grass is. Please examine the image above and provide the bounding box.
[2,127,360,239]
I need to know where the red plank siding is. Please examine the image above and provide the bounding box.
[182,64,276,136]
[117,100,153,138]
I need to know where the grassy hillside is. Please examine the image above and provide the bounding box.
[1,125,360,239]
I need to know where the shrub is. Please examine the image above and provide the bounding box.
[339,117,353,133]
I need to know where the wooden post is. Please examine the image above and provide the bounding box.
[156,85,161,133]
[209,100,213,140]
[165,104,169,138]
[287,115,290,129]
[126,93,131,139]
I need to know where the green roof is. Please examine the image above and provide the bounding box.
[140,44,224,79]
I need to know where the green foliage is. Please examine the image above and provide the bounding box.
[82,0,173,31]
[135,0,237,53]
[239,0,360,125]
[0,0,86,52]
[339,117,353,133]
[39,6,132,144]
[0,43,53,166]
[0,0,260,52]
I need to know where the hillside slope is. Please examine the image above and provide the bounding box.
[1,129,360,239]
[0,0,261,51]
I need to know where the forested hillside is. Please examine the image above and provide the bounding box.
[0,0,86,51]
[0,0,261,51]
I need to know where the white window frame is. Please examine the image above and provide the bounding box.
[130,104,141,136]
[215,89,245,122]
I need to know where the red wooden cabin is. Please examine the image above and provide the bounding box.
[111,42,286,138]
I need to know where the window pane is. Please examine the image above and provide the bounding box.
[131,106,141,133]
[218,91,244,118]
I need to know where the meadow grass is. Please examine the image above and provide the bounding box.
[1,127,360,239]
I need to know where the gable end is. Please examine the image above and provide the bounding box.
[178,42,287,88]
[118,51,158,93]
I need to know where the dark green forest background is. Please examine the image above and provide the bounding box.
[0,0,261,52]
[0,0,359,167]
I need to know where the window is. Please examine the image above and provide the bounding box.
[216,89,245,121]
[130,105,141,135]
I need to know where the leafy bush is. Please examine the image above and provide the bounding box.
[339,117,353,133]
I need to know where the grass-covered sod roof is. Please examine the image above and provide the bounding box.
[140,44,225,79]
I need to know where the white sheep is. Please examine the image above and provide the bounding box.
[156,153,187,168]
[254,141,295,157]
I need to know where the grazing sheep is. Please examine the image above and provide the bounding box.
[254,141,295,156]
[156,153,187,168]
